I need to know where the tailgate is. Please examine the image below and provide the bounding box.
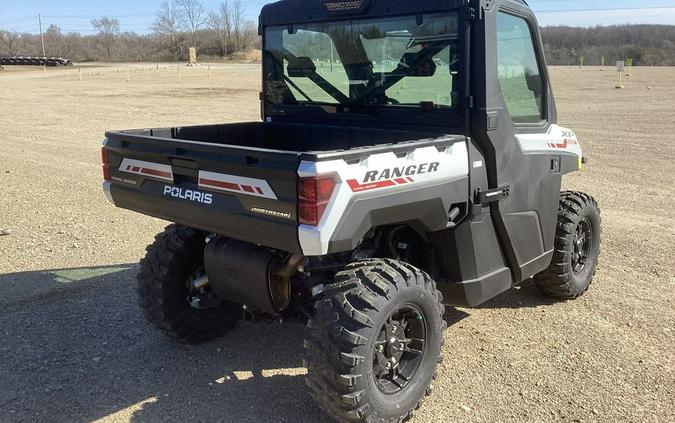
[103,130,302,254]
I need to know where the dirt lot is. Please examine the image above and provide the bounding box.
[0,63,673,423]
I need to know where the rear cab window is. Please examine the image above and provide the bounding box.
[264,13,461,111]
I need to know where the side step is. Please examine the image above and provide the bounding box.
[437,267,513,307]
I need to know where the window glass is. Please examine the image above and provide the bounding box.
[496,13,545,123]
[264,13,460,110]
[283,29,349,103]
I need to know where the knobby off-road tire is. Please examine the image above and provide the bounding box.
[535,191,602,299]
[304,259,446,423]
[137,224,242,343]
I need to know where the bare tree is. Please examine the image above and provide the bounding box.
[0,31,21,56]
[45,25,63,57]
[176,0,205,47]
[153,0,184,60]
[242,21,260,51]
[91,17,120,60]
[232,0,244,52]
[219,0,233,53]
[206,11,226,56]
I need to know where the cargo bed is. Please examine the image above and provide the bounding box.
[103,121,463,253]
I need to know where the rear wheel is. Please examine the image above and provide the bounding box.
[137,224,242,343]
[304,259,446,422]
[535,192,602,299]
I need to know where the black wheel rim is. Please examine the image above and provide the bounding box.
[186,267,223,311]
[572,217,593,274]
[372,304,427,395]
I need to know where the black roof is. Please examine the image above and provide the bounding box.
[260,0,471,27]
[259,0,533,27]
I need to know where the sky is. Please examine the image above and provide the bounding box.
[1,0,675,34]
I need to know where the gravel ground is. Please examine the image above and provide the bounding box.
[0,64,673,423]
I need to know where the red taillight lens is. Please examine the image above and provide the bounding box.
[298,177,317,202]
[101,147,111,181]
[298,175,336,226]
[298,201,319,226]
[316,177,336,202]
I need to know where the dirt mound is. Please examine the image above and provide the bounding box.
[228,49,262,63]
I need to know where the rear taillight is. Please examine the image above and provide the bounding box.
[101,147,110,181]
[298,175,336,226]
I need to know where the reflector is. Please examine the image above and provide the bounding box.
[101,147,111,181]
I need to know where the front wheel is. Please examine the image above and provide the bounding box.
[304,259,446,422]
[535,191,602,299]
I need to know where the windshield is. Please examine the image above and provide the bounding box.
[263,13,460,112]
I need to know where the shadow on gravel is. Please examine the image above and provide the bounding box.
[443,306,471,326]
[0,265,551,423]
[0,265,330,423]
[478,278,558,309]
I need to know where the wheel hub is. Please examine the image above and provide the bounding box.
[186,269,222,310]
[373,305,427,395]
[572,217,592,274]
[383,323,405,365]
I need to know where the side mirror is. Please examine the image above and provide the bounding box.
[287,56,317,77]
[400,52,437,77]
[525,70,542,98]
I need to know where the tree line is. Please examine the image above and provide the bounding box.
[0,0,259,62]
[540,25,675,66]
[2,7,675,67]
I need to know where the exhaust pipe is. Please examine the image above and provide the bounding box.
[203,237,302,314]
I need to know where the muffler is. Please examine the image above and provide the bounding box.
[203,237,300,314]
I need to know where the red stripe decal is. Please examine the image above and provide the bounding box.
[395,178,408,185]
[406,177,414,183]
[140,168,172,179]
[132,167,141,172]
[255,187,264,194]
[242,185,255,193]
[549,139,576,149]
[200,178,240,191]
[347,179,396,192]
